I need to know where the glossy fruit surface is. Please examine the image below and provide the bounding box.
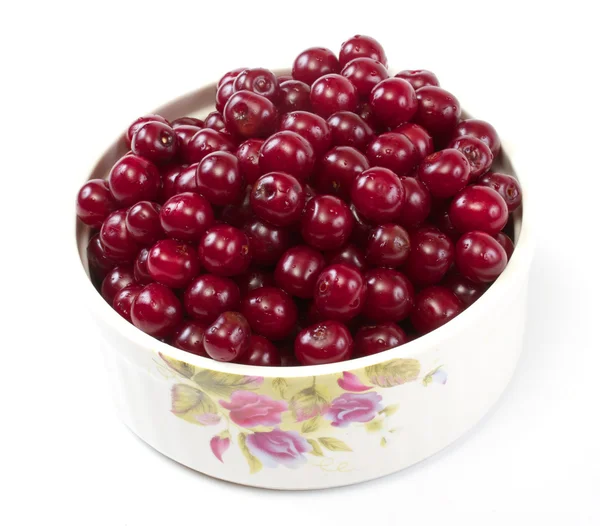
[259,131,315,182]
[76,179,116,228]
[369,77,418,127]
[243,218,292,266]
[410,286,463,334]
[393,123,434,162]
[224,90,279,139]
[414,86,461,137]
[292,47,340,85]
[315,146,369,200]
[452,119,501,157]
[455,231,508,283]
[354,323,408,357]
[339,35,388,67]
[234,68,280,104]
[275,245,326,298]
[448,136,493,179]
[443,271,485,306]
[127,114,169,143]
[341,57,388,98]
[131,283,183,339]
[112,284,143,322]
[310,74,358,118]
[301,195,354,250]
[294,321,353,365]
[279,80,312,113]
[171,320,208,357]
[363,268,414,322]
[147,239,200,288]
[314,264,366,322]
[131,121,177,163]
[125,201,162,245]
[185,128,235,163]
[280,111,331,157]
[196,151,244,206]
[204,312,251,361]
[108,154,160,206]
[395,69,439,90]
[449,185,509,234]
[478,172,522,212]
[366,132,417,176]
[242,286,298,340]
[351,167,405,222]
[236,139,264,185]
[199,225,252,276]
[326,244,367,272]
[365,223,411,267]
[100,209,139,261]
[240,335,281,366]
[417,149,470,198]
[397,176,432,227]
[403,226,454,286]
[160,192,214,242]
[101,265,135,304]
[327,111,374,152]
[251,172,305,226]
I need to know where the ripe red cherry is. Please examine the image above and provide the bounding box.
[495,232,515,260]
[77,179,116,228]
[448,136,493,179]
[173,164,200,194]
[158,164,183,203]
[170,320,208,357]
[418,149,470,198]
[410,286,463,334]
[125,201,162,245]
[134,247,152,284]
[185,128,235,163]
[393,123,434,162]
[196,151,244,206]
[455,231,508,283]
[365,223,411,267]
[326,244,367,272]
[443,270,486,306]
[349,203,373,247]
[218,67,246,88]
[279,80,311,113]
[131,283,183,339]
[370,78,418,128]
[126,114,169,144]
[204,311,251,362]
[131,121,177,163]
[278,75,293,84]
[243,218,292,266]
[203,111,228,134]
[314,264,366,322]
[452,119,501,157]
[147,239,199,289]
[280,111,331,157]
[478,172,523,212]
[174,125,202,162]
[184,274,241,324]
[219,185,254,228]
[351,167,405,223]
[101,265,135,304]
[354,323,408,357]
[275,246,326,299]
[242,286,298,340]
[414,86,461,137]
[363,268,414,322]
[310,74,358,118]
[395,70,439,90]
[199,225,251,276]
[341,57,389,98]
[339,34,388,68]
[449,185,509,234]
[112,284,143,322]
[251,172,305,227]
[301,195,354,250]
[366,132,417,176]
[315,146,369,200]
[356,101,379,130]
[236,139,264,185]
[292,47,340,85]
[160,192,214,242]
[87,234,117,281]
[234,68,280,104]
[295,321,353,365]
[216,79,236,113]
[171,117,204,128]
[240,335,281,366]
[403,227,454,286]
[108,154,160,206]
[327,112,374,152]
[397,176,432,227]
[100,209,139,261]
[259,131,315,182]
[224,90,279,139]
[235,269,275,297]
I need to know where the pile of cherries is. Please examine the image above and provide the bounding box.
[77,35,522,367]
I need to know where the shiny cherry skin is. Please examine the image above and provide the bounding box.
[393,123,434,162]
[279,80,311,113]
[171,116,204,128]
[455,231,508,283]
[351,167,405,223]
[403,226,454,286]
[236,139,264,185]
[278,75,293,84]
[131,282,183,339]
[185,128,235,163]
[125,201,162,245]
[251,172,305,227]
[418,149,470,198]
[242,286,298,340]
[101,265,136,304]
[430,205,461,241]
[158,164,183,203]
[366,132,417,176]
[414,86,461,137]
[395,70,439,90]
[326,244,367,272]
[315,146,369,201]
[410,286,463,334]
[234,68,280,104]
[77,179,116,228]
[224,90,279,139]
[170,320,208,357]
[495,232,515,260]
[218,67,246,88]
[310,74,358,118]
[349,203,373,247]
[280,111,331,157]
[451,119,501,157]
[478,172,522,212]
[132,121,177,163]
[370,78,417,128]
[356,101,379,130]
[219,185,254,228]
[240,335,281,366]
[112,284,143,322]
[235,269,275,297]
[184,274,241,324]
[354,323,408,357]
[87,234,117,280]
[363,268,414,322]
[160,192,214,242]
[173,164,200,194]
[204,311,251,362]
[339,34,388,68]
[327,111,374,152]
[301,195,354,250]
[199,225,251,276]
[215,78,236,113]
[133,247,152,284]
[294,321,353,365]
[203,111,228,134]
[275,245,326,299]
[126,114,169,143]
[448,136,493,179]
[196,151,244,206]
[397,176,432,227]
[243,218,292,266]
[292,47,340,85]
[365,223,411,267]
[108,154,160,206]
[147,239,199,288]
[341,57,388,98]
[259,131,315,182]
[100,209,139,261]
[449,185,508,234]
[443,270,486,306]
[174,125,202,162]
[314,264,366,322]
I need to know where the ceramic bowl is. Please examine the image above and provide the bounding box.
[75,73,533,490]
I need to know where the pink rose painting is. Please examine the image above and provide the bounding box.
[246,429,311,468]
[220,391,287,428]
[325,392,384,427]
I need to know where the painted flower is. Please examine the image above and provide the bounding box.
[220,391,287,427]
[325,392,384,427]
[246,429,310,468]
[210,435,230,462]
[337,371,372,392]
[195,413,221,425]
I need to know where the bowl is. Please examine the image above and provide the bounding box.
[74,72,534,490]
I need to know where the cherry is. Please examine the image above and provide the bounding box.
[77,179,116,228]
[356,101,379,130]
[174,125,202,162]
[126,114,169,144]
[414,86,461,137]
[171,320,208,357]
[87,234,117,280]
[443,270,486,306]
[301,195,354,250]
[184,128,235,163]
[131,121,177,163]
[275,245,326,299]
[339,35,388,68]
[199,224,251,276]
[279,80,311,113]
[133,247,152,284]
[292,47,340,85]
[243,217,292,266]
[100,209,139,261]
[455,231,508,283]
[235,269,275,297]
[125,201,162,245]
[430,205,461,241]
[251,172,305,226]
[495,232,515,260]
[341,57,388,98]
[365,223,411,268]
[158,164,183,203]
[113,284,143,322]
[449,185,508,234]
[363,268,414,322]
[327,111,374,152]
[397,176,432,227]
[108,154,160,206]
[160,192,214,242]
[417,149,470,198]
[448,136,493,180]
[218,67,246,88]
[277,75,293,84]
[184,274,241,324]
[171,117,204,128]
[203,311,251,362]
[393,123,434,162]
[259,131,315,182]
[234,68,280,104]
[315,146,369,201]
[410,286,463,334]
[196,151,244,206]
[354,323,408,357]
[280,111,331,157]
[236,139,264,185]
[295,320,353,365]
[216,79,236,113]
[403,226,454,286]
[370,78,418,128]
[349,203,373,247]
[478,172,522,212]
[173,164,200,194]
[220,185,254,227]
[242,286,298,340]
[101,265,136,304]
[351,167,405,223]
[224,90,279,139]
[240,335,281,366]
[131,282,183,339]
[147,239,199,289]
[366,132,417,176]
[314,263,366,322]
[310,74,358,118]
[451,119,501,157]
[395,69,439,90]
[203,111,228,134]
[326,244,367,272]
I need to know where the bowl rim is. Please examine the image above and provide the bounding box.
[74,81,534,379]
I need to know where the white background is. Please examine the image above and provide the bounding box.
[1,1,599,524]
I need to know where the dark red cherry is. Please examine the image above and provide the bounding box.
[236,139,264,185]
[108,154,160,206]
[294,321,353,365]
[356,101,379,130]
[301,195,354,250]
[354,323,408,357]
[171,117,204,128]
[234,68,280,104]
[158,164,183,203]
[131,283,183,339]
[395,70,439,90]
[280,111,331,157]
[174,125,202,162]
[448,136,493,179]
[365,223,411,268]
[417,149,470,198]
[216,78,236,114]
[325,244,367,272]
[184,274,241,324]
[239,335,281,366]
[235,268,275,297]
[242,286,298,340]
[101,265,135,304]
[173,163,200,194]
[393,123,434,162]
[100,209,139,261]
[112,284,143,322]
[292,47,340,85]
[369,78,418,128]
[199,225,251,276]
[170,320,208,357]
[131,121,177,163]
[314,263,366,322]
[224,90,279,139]
[495,232,515,260]
[147,239,199,289]
[133,247,152,284]
[410,286,463,334]
[251,172,305,227]
[451,119,501,157]
[414,86,461,137]
[196,151,244,206]
[449,185,509,234]
[160,192,214,242]
[403,226,454,286]
[87,234,117,281]
[310,74,358,118]
[349,203,373,247]
[275,245,326,299]
[77,179,116,228]
[126,114,169,144]
[218,67,246,88]
[203,111,228,134]
[351,167,405,223]
[443,270,486,306]
[366,132,417,176]
[315,146,369,201]
[279,80,311,113]
[259,131,315,182]
[455,231,508,283]
[397,176,432,228]
[277,74,293,84]
[430,205,461,241]
[478,172,523,212]
[341,57,388,98]
[185,128,235,163]
[339,35,388,68]
[243,218,292,266]
[204,311,251,362]
[327,111,374,152]
[363,268,414,322]
[219,185,254,228]
[125,201,162,245]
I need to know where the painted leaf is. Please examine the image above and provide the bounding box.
[272,377,288,398]
[337,371,372,392]
[423,366,448,386]
[192,370,264,396]
[365,419,384,433]
[301,416,321,433]
[290,385,329,422]
[380,437,387,447]
[238,433,262,474]
[318,437,352,452]
[379,404,399,417]
[160,353,196,379]
[307,438,324,457]
[210,434,230,463]
[170,384,218,426]
[365,359,420,388]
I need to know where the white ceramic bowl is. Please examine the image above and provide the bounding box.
[75,76,533,490]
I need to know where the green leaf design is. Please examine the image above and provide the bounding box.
[301,415,321,433]
[307,438,324,456]
[289,385,329,422]
[160,353,196,379]
[238,433,262,474]
[318,437,352,452]
[271,377,288,398]
[365,419,384,433]
[170,384,218,426]
[379,404,399,417]
[380,437,387,448]
[192,370,263,396]
[365,359,420,388]
[422,365,443,386]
